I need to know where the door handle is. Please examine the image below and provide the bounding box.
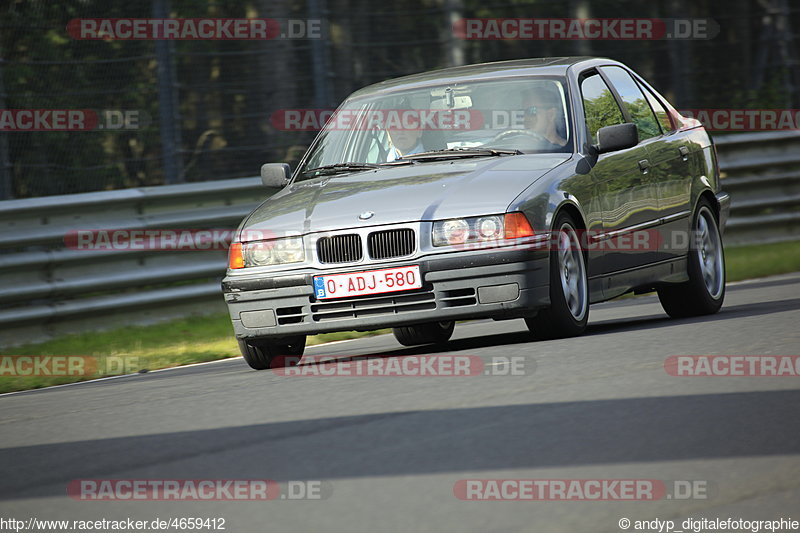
[679,145,690,161]
[638,159,650,174]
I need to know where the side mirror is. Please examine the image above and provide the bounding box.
[595,123,638,154]
[260,163,291,188]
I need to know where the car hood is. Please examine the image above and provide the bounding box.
[240,154,569,239]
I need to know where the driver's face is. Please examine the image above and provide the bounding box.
[388,127,422,154]
[523,97,556,134]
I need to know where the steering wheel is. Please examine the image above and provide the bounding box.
[490,129,548,145]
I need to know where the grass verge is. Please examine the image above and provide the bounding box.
[2,240,798,393]
[724,240,800,282]
[1,322,389,394]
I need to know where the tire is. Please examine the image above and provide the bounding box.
[525,212,589,340]
[657,200,725,318]
[392,321,455,347]
[238,336,306,370]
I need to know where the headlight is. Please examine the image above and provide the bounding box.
[477,216,503,239]
[433,215,503,246]
[241,236,305,267]
[432,213,533,247]
[435,218,470,246]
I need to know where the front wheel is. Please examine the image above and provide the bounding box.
[238,336,306,370]
[525,213,589,340]
[393,321,455,347]
[657,201,725,318]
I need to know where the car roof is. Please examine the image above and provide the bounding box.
[348,57,615,98]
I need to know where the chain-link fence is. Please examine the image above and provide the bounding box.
[1,0,798,199]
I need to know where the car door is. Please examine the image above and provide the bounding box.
[597,66,673,265]
[580,69,658,276]
[633,75,696,262]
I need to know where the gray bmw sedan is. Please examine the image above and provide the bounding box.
[222,57,730,369]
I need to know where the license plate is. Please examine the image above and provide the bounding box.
[313,265,422,300]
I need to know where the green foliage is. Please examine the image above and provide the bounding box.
[583,88,624,144]
[627,97,662,140]
[2,0,798,198]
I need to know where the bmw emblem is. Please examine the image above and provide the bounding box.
[359,211,375,220]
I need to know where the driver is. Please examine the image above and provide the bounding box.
[520,87,568,148]
[387,126,424,159]
[385,96,425,161]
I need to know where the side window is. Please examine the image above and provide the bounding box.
[580,72,625,145]
[600,66,661,141]
[638,82,674,133]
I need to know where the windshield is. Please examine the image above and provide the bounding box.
[297,77,572,179]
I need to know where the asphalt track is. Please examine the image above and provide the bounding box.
[1,273,799,532]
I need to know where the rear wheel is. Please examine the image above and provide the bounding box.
[238,336,306,370]
[657,201,725,317]
[392,321,455,347]
[525,213,588,340]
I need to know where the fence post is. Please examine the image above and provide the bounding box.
[0,56,13,200]
[152,0,184,184]
[667,0,692,106]
[443,0,465,67]
[570,0,592,56]
[309,0,333,108]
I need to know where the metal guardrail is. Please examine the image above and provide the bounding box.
[0,131,798,346]
[713,131,800,244]
[0,178,276,345]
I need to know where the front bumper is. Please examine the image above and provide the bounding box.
[222,247,550,340]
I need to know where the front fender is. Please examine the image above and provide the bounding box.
[507,156,599,233]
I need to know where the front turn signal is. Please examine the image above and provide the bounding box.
[504,212,535,239]
[228,242,245,269]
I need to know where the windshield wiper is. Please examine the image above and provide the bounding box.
[302,162,380,176]
[301,148,519,177]
[397,147,522,161]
